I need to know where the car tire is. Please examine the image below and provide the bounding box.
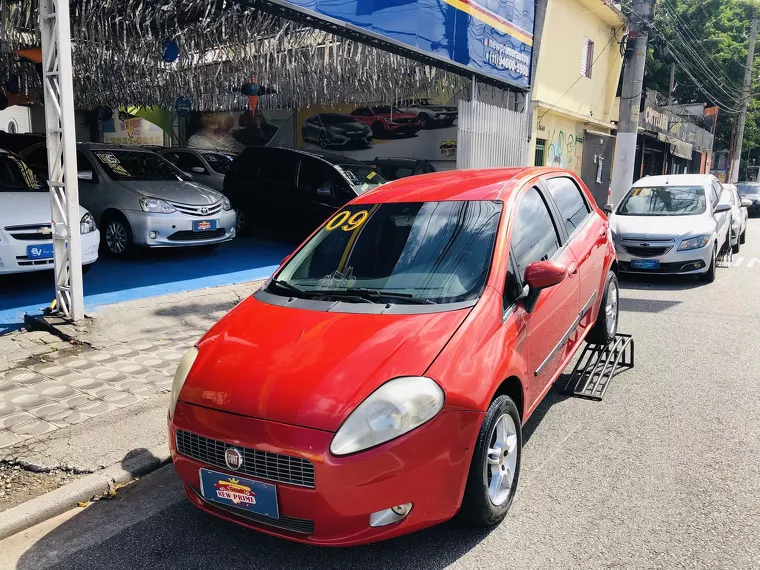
[102,213,135,257]
[318,133,328,149]
[700,243,717,283]
[732,240,740,254]
[234,208,249,235]
[418,113,430,129]
[740,230,746,245]
[371,122,385,139]
[586,270,619,345]
[459,395,522,527]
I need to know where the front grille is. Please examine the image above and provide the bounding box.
[167,229,226,241]
[621,259,705,273]
[15,255,54,267]
[168,201,223,217]
[176,430,316,488]
[191,487,314,534]
[623,245,671,257]
[5,224,53,241]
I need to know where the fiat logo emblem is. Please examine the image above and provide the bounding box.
[225,448,243,471]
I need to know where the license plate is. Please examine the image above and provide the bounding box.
[199,468,279,518]
[631,259,659,269]
[27,244,54,260]
[193,220,217,232]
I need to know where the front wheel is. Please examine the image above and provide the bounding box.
[586,270,619,345]
[700,244,717,283]
[102,214,135,257]
[740,230,746,245]
[234,208,249,235]
[459,395,522,527]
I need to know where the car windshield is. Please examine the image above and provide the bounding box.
[336,164,388,194]
[321,114,355,125]
[616,185,706,216]
[0,154,44,192]
[202,152,234,174]
[737,183,760,195]
[92,150,186,181]
[372,106,403,115]
[272,201,502,305]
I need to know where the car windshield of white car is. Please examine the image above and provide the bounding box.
[0,155,44,192]
[336,164,388,194]
[617,186,706,216]
[93,151,185,182]
[272,201,502,305]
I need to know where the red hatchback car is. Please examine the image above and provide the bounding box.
[168,167,619,546]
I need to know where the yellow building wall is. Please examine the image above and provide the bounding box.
[534,111,584,175]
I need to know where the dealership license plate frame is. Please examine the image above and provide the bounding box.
[199,468,279,519]
[631,259,659,270]
[27,244,54,260]
[192,219,217,232]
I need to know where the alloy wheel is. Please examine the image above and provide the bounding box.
[234,209,247,234]
[605,279,619,337]
[485,414,518,506]
[319,133,328,149]
[106,220,128,254]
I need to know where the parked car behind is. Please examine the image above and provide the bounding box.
[720,183,748,253]
[0,149,99,275]
[737,181,760,217]
[22,143,236,257]
[302,113,373,149]
[395,98,458,129]
[367,157,436,180]
[168,167,619,545]
[349,106,420,139]
[222,147,388,237]
[607,174,731,282]
[159,148,235,193]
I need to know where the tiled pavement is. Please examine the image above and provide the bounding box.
[0,328,207,449]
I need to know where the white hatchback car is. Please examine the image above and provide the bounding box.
[720,183,748,253]
[608,174,731,282]
[0,150,99,275]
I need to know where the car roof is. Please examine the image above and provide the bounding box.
[354,167,554,203]
[632,174,714,187]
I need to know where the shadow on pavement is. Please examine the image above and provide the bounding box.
[618,273,706,291]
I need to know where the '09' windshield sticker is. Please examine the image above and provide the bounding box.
[94,152,131,177]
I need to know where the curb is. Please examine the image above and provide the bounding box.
[0,445,171,542]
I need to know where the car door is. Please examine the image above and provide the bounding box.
[509,186,580,409]
[543,175,607,317]
[75,151,102,217]
[711,180,729,248]
[296,157,348,234]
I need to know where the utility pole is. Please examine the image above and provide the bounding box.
[729,18,758,184]
[668,61,676,108]
[610,0,655,205]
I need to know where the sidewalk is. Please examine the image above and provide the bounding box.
[0,279,264,513]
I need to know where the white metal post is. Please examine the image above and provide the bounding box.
[39,0,84,321]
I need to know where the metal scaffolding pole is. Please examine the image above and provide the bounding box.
[39,0,84,321]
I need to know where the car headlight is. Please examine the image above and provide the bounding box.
[79,213,96,234]
[139,196,176,214]
[383,118,394,123]
[330,376,444,456]
[678,235,711,251]
[169,346,199,419]
[222,197,232,211]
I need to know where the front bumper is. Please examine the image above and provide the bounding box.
[123,209,236,247]
[327,132,372,147]
[615,240,712,275]
[385,122,421,134]
[0,229,99,275]
[169,402,481,546]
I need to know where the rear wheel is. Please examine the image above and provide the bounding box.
[234,208,249,235]
[418,113,431,129]
[459,395,522,527]
[586,271,619,345]
[102,213,134,257]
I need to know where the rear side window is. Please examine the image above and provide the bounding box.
[545,177,591,236]
[511,187,561,278]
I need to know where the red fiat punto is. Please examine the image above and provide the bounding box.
[168,167,619,546]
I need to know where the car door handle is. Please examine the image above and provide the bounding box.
[568,262,578,276]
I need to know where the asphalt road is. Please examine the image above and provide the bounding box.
[3,220,760,570]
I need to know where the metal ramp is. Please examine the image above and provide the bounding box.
[563,334,634,400]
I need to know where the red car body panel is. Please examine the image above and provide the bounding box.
[350,109,420,133]
[169,167,617,545]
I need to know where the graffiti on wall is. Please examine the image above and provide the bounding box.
[547,129,582,171]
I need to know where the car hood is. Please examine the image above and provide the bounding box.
[116,180,224,205]
[0,191,88,226]
[610,213,712,239]
[180,295,471,432]
[331,122,368,133]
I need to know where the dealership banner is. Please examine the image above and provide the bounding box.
[277,0,534,89]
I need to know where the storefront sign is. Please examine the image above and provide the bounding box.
[103,115,164,146]
[276,0,534,89]
[639,92,714,152]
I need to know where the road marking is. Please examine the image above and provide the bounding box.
[731,257,760,268]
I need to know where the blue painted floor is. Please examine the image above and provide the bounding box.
[0,236,295,334]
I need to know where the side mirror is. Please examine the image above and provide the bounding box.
[522,261,568,314]
[77,170,94,181]
[603,204,614,215]
[191,166,207,174]
[714,203,731,214]
[741,198,752,207]
[280,254,292,266]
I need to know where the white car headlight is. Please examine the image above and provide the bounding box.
[330,376,444,456]
[678,234,711,251]
[140,196,176,214]
[169,347,199,419]
[79,213,96,234]
[222,197,232,211]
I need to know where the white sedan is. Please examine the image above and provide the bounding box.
[0,150,99,275]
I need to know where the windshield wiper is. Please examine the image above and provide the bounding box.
[306,288,436,305]
[268,279,308,298]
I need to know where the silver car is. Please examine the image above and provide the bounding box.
[607,174,731,282]
[158,148,235,193]
[22,143,236,256]
[720,184,749,253]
